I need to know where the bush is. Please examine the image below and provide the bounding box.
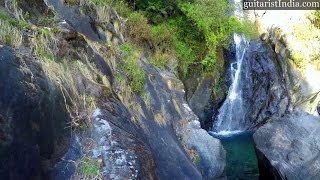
[127,12,151,45]
[151,23,175,51]
[120,43,145,93]
[179,0,256,71]
[175,40,196,77]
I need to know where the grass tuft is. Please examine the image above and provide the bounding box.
[120,43,145,93]
[0,19,23,48]
[79,157,101,176]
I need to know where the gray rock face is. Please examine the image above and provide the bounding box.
[254,111,320,180]
[54,135,82,180]
[52,47,226,180]
[0,2,227,179]
[0,46,71,179]
[189,76,215,129]
[45,0,107,42]
[233,41,290,130]
[245,41,290,128]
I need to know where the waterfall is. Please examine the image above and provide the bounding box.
[211,0,249,136]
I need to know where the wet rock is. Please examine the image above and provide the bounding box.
[86,108,140,179]
[140,65,226,179]
[254,111,320,180]
[0,46,71,179]
[54,135,82,180]
[182,105,226,179]
[243,41,290,129]
[188,75,216,129]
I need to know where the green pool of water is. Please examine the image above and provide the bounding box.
[217,132,259,180]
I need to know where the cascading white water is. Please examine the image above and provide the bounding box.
[211,0,249,136]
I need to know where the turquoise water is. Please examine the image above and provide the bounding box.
[214,132,259,180]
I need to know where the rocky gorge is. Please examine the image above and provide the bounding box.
[0,0,319,180]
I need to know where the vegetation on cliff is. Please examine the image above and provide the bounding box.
[106,0,256,77]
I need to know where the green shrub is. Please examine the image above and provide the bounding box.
[151,23,175,51]
[134,0,175,23]
[120,43,145,93]
[290,50,305,68]
[38,14,59,27]
[178,0,256,71]
[65,0,77,6]
[175,40,196,77]
[0,10,30,29]
[127,12,151,45]
[113,0,256,77]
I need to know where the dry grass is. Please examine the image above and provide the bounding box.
[0,19,23,48]
[79,0,111,24]
[4,0,24,21]
[127,12,151,46]
[154,112,167,126]
[39,56,103,129]
[32,28,58,61]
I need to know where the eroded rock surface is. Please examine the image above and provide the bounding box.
[243,41,290,128]
[254,111,320,180]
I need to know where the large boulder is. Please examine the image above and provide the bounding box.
[254,111,320,180]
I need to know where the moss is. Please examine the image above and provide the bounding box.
[79,157,100,176]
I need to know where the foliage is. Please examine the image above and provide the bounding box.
[150,23,175,51]
[100,0,256,77]
[150,51,170,69]
[33,28,57,61]
[120,43,145,93]
[127,12,151,45]
[175,40,196,77]
[0,10,31,29]
[313,10,320,29]
[79,157,100,176]
[178,0,256,71]
[193,154,201,166]
[38,13,59,27]
[134,0,176,23]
